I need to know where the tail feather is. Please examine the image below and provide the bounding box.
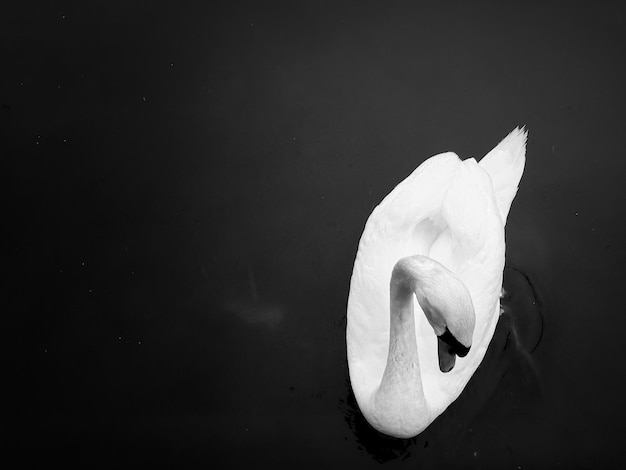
[479,126,527,224]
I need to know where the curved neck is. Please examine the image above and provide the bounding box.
[369,259,430,437]
[367,255,474,437]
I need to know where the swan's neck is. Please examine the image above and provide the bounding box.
[367,255,473,437]
[369,260,430,436]
[381,281,424,394]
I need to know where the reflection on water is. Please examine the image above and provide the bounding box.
[500,266,545,390]
[341,265,545,465]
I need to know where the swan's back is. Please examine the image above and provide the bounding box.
[347,128,527,424]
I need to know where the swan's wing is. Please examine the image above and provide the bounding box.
[347,152,462,403]
[479,126,527,223]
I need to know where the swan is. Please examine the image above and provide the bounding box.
[346,127,527,438]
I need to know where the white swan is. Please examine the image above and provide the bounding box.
[346,127,527,438]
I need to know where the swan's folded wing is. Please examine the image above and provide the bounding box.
[479,126,527,224]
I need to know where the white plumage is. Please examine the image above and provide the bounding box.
[346,127,527,437]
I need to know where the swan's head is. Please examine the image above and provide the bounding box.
[391,255,476,373]
[413,261,476,373]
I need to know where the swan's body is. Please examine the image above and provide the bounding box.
[346,127,527,438]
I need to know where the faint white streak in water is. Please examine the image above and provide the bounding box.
[222,299,283,330]
[221,266,283,330]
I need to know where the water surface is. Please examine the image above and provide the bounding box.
[5,1,625,468]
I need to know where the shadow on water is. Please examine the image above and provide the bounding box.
[339,265,545,466]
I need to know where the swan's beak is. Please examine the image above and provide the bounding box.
[438,338,456,372]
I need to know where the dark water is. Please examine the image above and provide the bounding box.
[4,1,626,468]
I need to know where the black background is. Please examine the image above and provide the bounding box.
[4,1,625,468]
